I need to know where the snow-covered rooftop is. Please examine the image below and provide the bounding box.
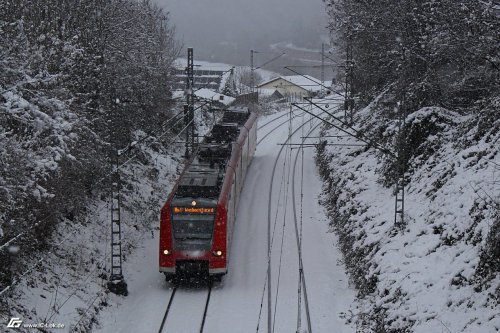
[193,88,235,106]
[258,75,331,92]
[257,88,280,97]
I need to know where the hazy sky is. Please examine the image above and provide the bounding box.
[155,0,330,74]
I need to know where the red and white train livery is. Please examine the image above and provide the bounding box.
[159,107,257,280]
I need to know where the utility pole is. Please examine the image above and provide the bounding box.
[250,49,255,93]
[105,90,128,296]
[321,43,325,96]
[185,47,195,158]
[394,41,407,228]
[107,149,128,296]
[344,34,354,125]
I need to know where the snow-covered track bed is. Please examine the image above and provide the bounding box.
[267,118,320,331]
[158,282,213,333]
[257,111,307,145]
[257,110,306,131]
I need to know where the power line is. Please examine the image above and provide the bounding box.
[293,99,396,157]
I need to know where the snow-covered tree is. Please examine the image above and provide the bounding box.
[324,0,500,108]
[0,0,179,288]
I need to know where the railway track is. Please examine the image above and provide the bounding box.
[156,108,320,333]
[262,110,320,332]
[257,109,306,131]
[158,281,213,333]
[257,111,309,146]
[289,121,322,333]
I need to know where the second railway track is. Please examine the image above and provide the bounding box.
[259,108,321,332]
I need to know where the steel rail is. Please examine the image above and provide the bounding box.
[158,287,178,333]
[257,110,306,131]
[158,282,213,333]
[290,120,323,333]
[265,107,319,332]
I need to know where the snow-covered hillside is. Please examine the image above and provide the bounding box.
[1,137,183,331]
[316,94,499,332]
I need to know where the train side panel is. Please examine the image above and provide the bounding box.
[210,113,257,275]
[159,111,257,277]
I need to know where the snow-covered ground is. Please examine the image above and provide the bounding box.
[1,139,184,331]
[316,97,499,332]
[94,105,356,332]
[7,91,494,333]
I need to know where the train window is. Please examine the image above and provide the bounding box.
[171,213,216,250]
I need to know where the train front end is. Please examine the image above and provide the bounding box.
[159,165,227,279]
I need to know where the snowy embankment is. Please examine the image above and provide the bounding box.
[315,94,499,332]
[3,139,183,332]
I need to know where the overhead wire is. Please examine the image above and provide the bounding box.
[2,101,187,238]
[292,100,396,157]
[38,98,219,326]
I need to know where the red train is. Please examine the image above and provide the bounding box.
[159,106,257,280]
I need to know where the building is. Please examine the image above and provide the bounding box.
[193,88,235,108]
[171,59,235,92]
[172,68,226,91]
[256,75,331,100]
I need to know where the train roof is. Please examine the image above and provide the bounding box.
[222,106,250,125]
[176,163,220,198]
[172,109,255,200]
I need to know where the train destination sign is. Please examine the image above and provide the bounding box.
[173,207,215,214]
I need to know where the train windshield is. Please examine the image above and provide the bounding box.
[171,211,216,250]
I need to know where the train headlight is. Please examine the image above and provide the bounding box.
[191,200,197,206]
[163,249,170,255]
[213,250,223,257]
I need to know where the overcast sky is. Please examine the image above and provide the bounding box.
[155,0,330,75]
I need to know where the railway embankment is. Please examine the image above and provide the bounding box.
[315,93,499,332]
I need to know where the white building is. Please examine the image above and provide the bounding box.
[256,75,331,100]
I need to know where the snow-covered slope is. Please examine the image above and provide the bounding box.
[1,138,183,332]
[316,95,499,332]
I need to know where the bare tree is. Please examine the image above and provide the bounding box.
[235,67,263,93]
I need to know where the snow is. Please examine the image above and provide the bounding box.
[259,75,332,93]
[171,90,184,99]
[2,132,184,332]
[93,105,356,332]
[256,88,279,97]
[172,87,235,105]
[317,98,499,332]
[193,88,235,105]
[5,71,496,332]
